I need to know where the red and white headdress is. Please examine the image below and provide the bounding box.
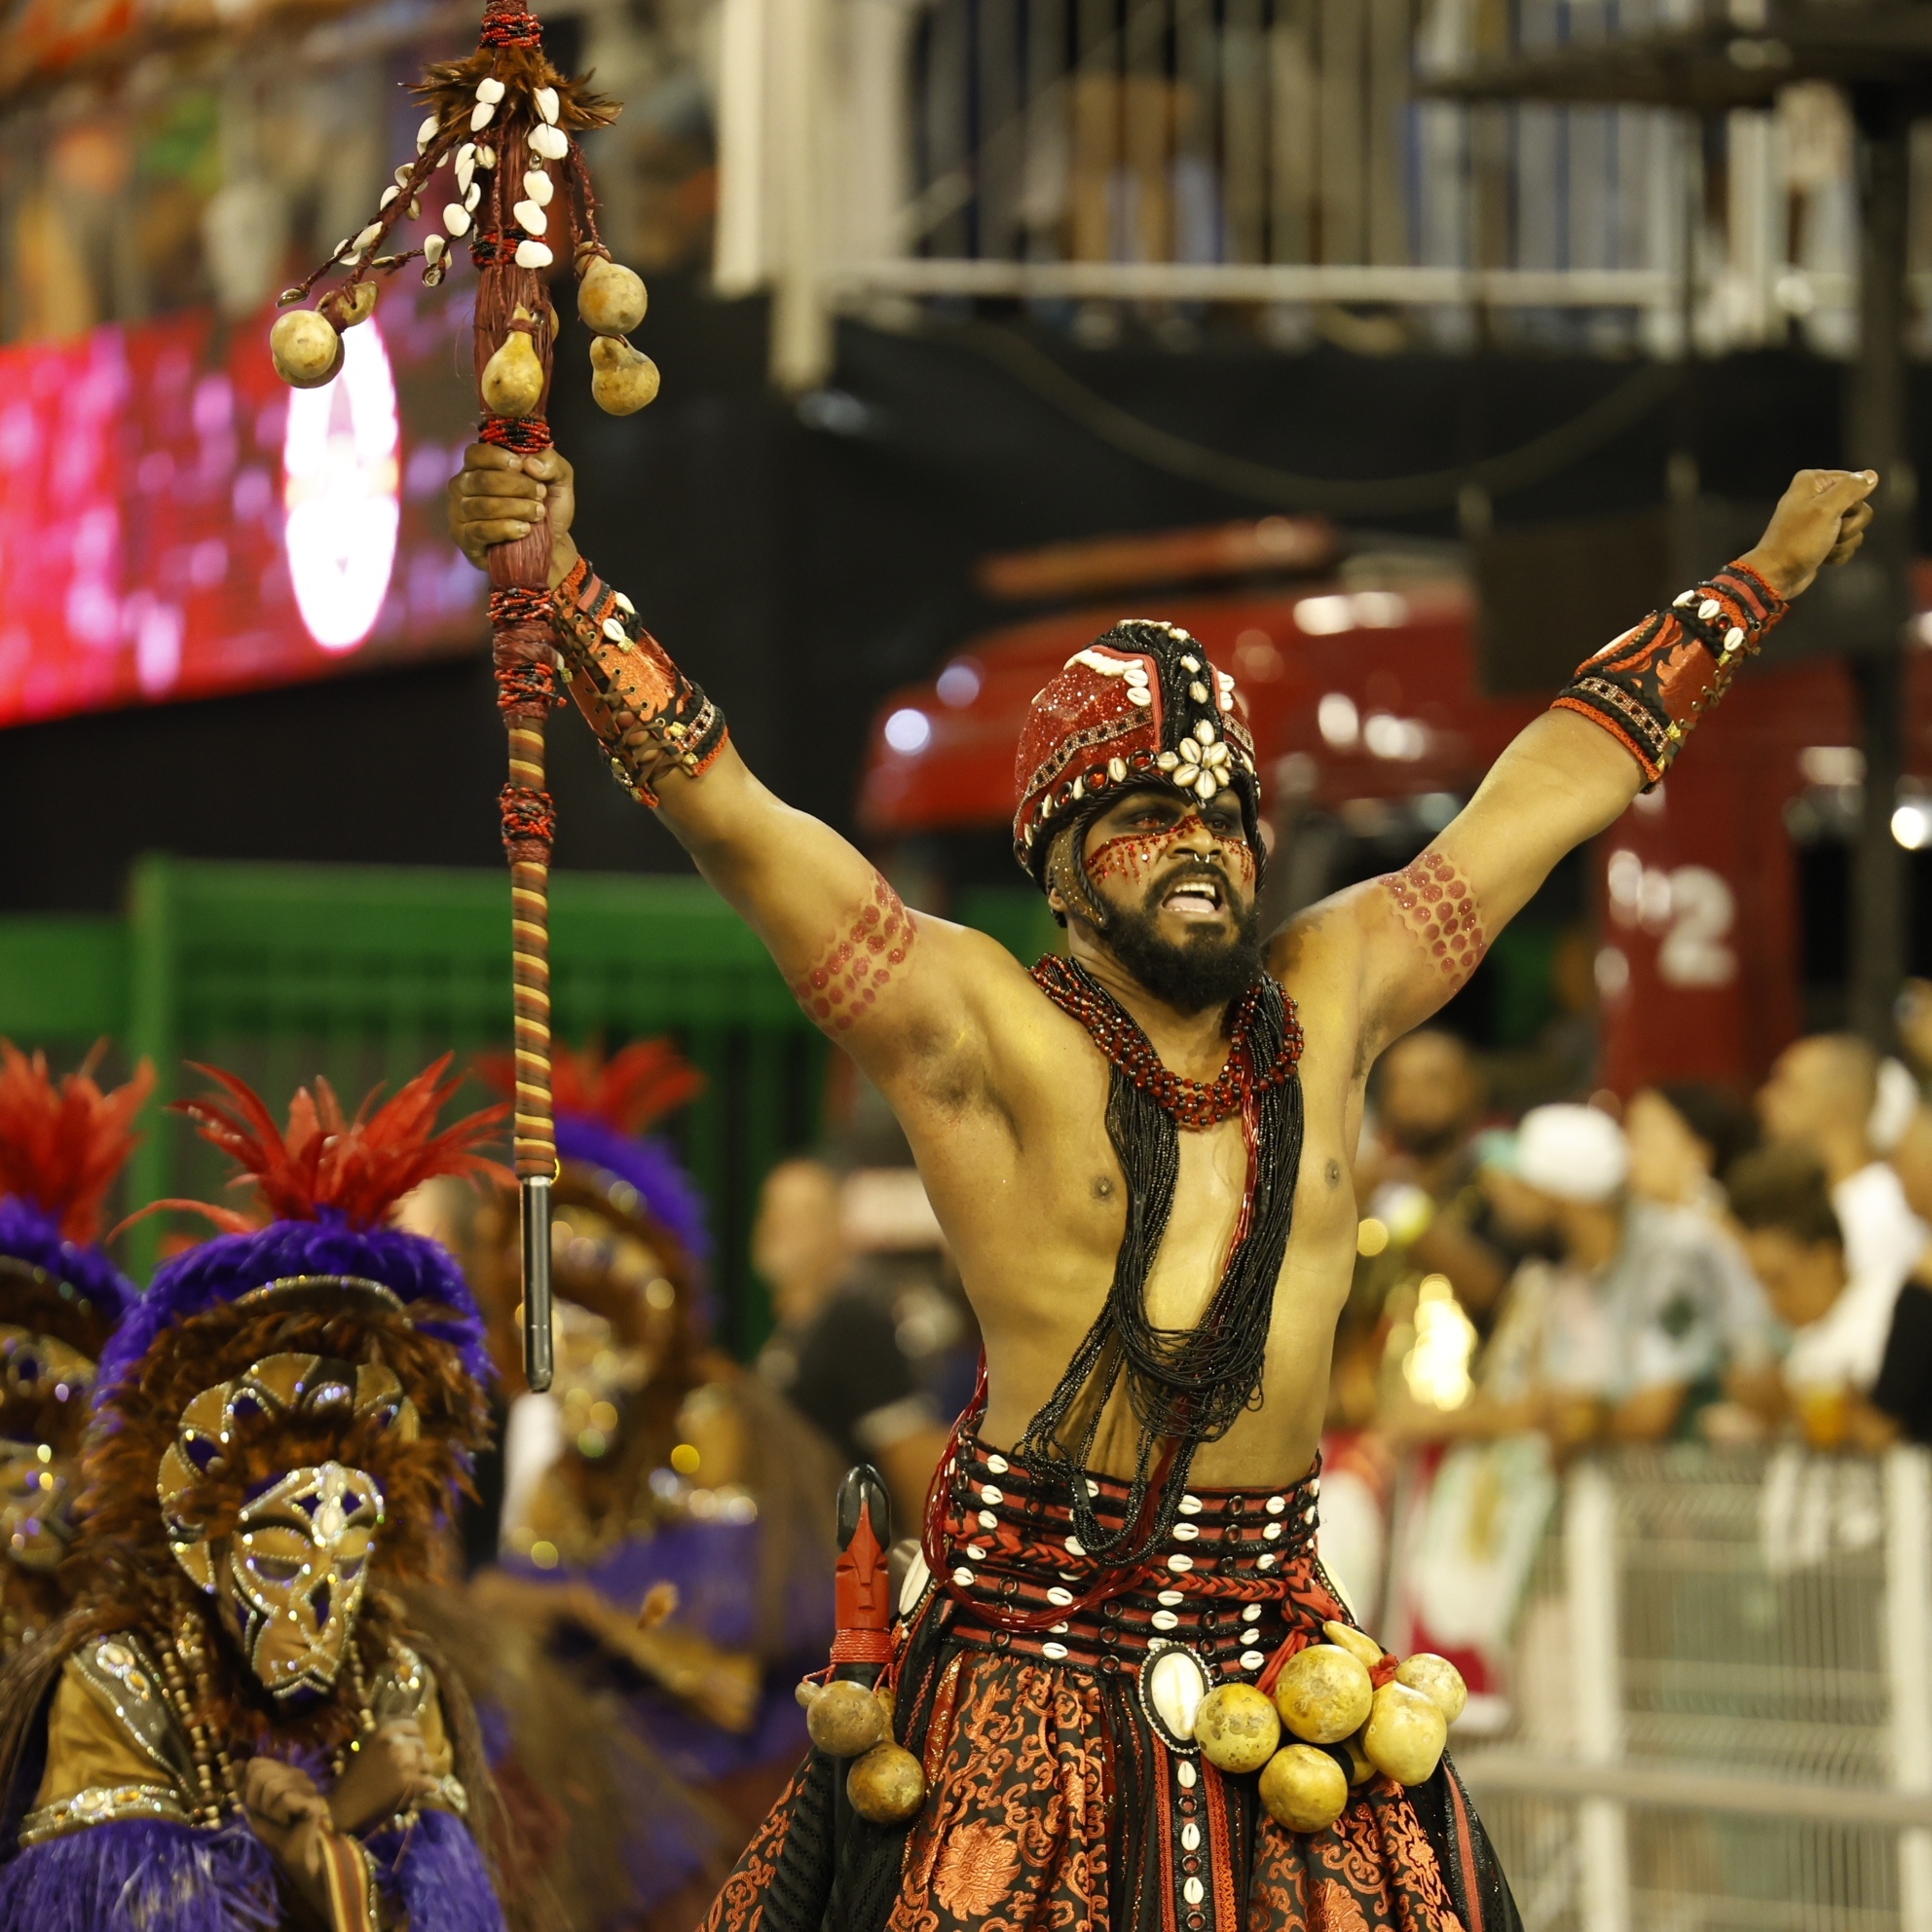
[1011,619,1261,883]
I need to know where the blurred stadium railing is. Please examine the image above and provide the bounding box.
[1457,1445,1932,1932]
[717,0,1913,386]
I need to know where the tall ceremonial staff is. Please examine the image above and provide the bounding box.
[266,0,659,1393]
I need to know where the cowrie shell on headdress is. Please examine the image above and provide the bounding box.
[1194,721,1215,745]
[1179,740,1201,764]
[1189,681,1208,701]
[1195,771,1218,799]
[1128,688,1152,706]
[1108,758,1128,780]
[1181,654,1201,672]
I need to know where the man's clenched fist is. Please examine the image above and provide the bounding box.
[448,442,579,589]
[1740,468,1878,601]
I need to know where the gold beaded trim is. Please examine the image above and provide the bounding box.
[19,1782,189,1845]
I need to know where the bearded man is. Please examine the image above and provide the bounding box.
[451,445,1874,1932]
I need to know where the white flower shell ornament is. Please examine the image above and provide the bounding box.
[267,0,660,422]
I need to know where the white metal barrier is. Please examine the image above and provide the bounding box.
[1449,1446,1932,1932]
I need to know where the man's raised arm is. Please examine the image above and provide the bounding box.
[1282,467,1877,1059]
[449,444,1018,1090]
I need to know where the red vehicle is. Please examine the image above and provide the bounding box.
[857,518,1932,1095]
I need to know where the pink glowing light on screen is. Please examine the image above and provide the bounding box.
[0,291,479,732]
[281,320,401,652]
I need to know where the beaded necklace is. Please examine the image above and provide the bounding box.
[1031,955,1302,1127]
[1016,956,1306,1568]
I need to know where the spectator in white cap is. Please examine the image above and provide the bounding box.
[1464,1103,1775,1449]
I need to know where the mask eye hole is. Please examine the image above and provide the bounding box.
[338,1554,364,1579]
[246,1554,302,1585]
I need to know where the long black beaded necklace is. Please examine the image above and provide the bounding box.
[1020,956,1306,1568]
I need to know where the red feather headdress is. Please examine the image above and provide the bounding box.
[0,1040,153,1246]
[144,1054,511,1236]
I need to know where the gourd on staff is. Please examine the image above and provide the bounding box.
[265,0,657,1391]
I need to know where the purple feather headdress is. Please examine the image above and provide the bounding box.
[98,1057,506,1403]
[0,1195,137,1335]
[480,1038,711,1268]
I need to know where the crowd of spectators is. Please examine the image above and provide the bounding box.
[1343,1015,1932,1466]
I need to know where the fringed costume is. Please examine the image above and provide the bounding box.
[0,1045,148,1659]
[0,1058,542,1932]
[470,1042,837,1915]
[676,623,1522,1932]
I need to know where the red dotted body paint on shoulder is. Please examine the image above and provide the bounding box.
[1084,815,1258,890]
[790,873,917,1036]
[1382,849,1486,991]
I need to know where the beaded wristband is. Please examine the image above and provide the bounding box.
[549,556,729,806]
[1551,559,1786,784]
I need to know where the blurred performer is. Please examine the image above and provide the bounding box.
[0,1045,148,1659]
[453,440,1873,1930]
[471,1042,838,1839]
[0,1059,529,1932]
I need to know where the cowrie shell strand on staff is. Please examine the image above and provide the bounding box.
[444,204,472,238]
[514,201,547,236]
[475,77,505,103]
[535,86,560,124]
[417,115,440,151]
[515,239,554,270]
[530,123,569,161]
[471,101,496,131]
[523,169,553,206]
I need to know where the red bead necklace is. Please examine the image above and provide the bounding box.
[1031,955,1303,1130]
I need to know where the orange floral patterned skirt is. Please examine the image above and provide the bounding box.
[700,1440,1518,1932]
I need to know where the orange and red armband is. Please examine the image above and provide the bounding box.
[1550,559,1787,785]
[549,555,729,806]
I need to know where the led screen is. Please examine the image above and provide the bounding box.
[0,281,484,728]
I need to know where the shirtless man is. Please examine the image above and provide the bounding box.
[452,447,1874,1932]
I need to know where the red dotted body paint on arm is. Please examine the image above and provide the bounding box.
[1382,849,1487,992]
[789,873,918,1037]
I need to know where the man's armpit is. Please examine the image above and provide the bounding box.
[789,871,918,1036]
[1378,848,1488,996]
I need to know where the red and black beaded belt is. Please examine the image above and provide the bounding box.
[923,1435,1323,1706]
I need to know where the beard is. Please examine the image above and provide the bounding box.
[1096,884,1265,1015]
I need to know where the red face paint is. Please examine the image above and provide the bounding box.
[1084,814,1256,893]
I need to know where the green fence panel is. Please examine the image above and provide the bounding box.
[0,917,128,1044]
[116,855,824,1356]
